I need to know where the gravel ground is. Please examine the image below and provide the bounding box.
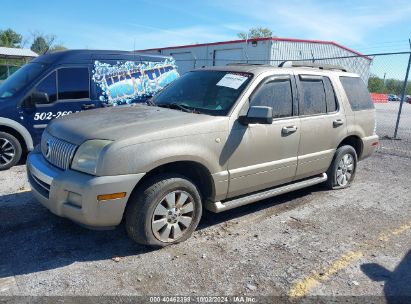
[0,152,410,301]
[375,102,411,158]
[375,102,411,140]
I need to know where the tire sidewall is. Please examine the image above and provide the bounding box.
[144,179,202,245]
[328,145,357,189]
[0,132,22,171]
[126,174,203,247]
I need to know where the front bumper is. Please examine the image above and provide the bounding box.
[27,150,145,228]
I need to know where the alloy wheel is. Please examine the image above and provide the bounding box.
[0,138,16,167]
[151,190,195,243]
[336,154,354,187]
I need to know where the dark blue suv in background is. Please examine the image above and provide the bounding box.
[0,50,179,170]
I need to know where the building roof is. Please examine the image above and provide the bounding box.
[0,47,38,58]
[138,37,370,59]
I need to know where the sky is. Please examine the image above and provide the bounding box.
[2,0,410,53]
[1,0,411,79]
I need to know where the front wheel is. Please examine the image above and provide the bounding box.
[326,145,357,190]
[125,174,202,247]
[0,132,22,171]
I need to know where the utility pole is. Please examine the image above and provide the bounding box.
[394,38,411,138]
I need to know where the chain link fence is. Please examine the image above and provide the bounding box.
[178,51,411,157]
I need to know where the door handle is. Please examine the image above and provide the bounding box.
[282,126,298,134]
[333,119,344,127]
[81,104,96,110]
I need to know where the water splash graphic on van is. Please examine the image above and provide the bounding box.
[92,59,179,105]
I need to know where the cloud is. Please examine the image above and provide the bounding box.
[209,0,411,44]
[55,23,234,50]
[128,24,234,49]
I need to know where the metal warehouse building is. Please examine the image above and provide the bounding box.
[139,37,372,82]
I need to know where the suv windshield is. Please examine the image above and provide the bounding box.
[0,63,46,99]
[151,70,253,116]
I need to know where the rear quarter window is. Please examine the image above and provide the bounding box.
[340,76,374,111]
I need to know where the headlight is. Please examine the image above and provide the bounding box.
[71,140,112,175]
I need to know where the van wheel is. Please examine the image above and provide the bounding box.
[0,132,22,171]
[125,174,202,247]
[326,145,357,190]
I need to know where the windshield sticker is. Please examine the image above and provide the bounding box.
[216,74,248,90]
[92,59,179,106]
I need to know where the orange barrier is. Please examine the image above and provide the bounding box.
[370,93,388,103]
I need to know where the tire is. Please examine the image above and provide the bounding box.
[325,145,357,190]
[125,173,203,247]
[0,132,22,171]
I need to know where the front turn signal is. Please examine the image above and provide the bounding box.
[97,192,127,201]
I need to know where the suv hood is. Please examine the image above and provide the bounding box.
[47,104,225,145]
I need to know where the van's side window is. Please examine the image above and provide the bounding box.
[250,78,293,118]
[299,77,326,115]
[35,71,57,104]
[58,68,89,100]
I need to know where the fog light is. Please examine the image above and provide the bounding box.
[97,192,127,201]
[67,191,82,207]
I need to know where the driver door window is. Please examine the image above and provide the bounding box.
[250,78,293,118]
[58,68,90,100]
[34,72,57,104]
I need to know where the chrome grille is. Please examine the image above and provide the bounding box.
[41,131,77,170]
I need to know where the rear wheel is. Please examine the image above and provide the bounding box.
[326,145,357,190]
[125,174,202,246]
[0,132,22,171]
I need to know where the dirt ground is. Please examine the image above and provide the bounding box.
[0,152,410,302]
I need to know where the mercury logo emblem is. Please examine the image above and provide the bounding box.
[46,139,52,159]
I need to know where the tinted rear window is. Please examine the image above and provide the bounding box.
[300,79,326,115]
[323,77,337,112]
[340,76,374,111]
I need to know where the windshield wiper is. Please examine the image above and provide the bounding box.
[146,97,156,106]
[157,103,193,113]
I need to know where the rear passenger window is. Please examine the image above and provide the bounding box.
[323,77,337,112]
[250,78,293,118]
[58,68,89,100]
[299,77,326,115]
[340,76,374,110]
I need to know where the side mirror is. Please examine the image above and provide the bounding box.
[239,106,273,125]
[31,91,49,105]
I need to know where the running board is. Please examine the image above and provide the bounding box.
[206,173,327,213]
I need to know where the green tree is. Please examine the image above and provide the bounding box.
[368,76,385,93]
[238,27,273,39]
[49,44,67,52]
[31,36,49,54]
[0,28,22,47]
[385,79,402,95]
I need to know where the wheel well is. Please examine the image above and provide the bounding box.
[338,136,363,158]
[0,125,28,153]
[135,161,215,201]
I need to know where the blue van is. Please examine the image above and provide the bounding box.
[0,50,179,170]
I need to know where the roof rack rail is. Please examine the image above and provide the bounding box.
[278,61,348,72]
[226,63,272,67]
